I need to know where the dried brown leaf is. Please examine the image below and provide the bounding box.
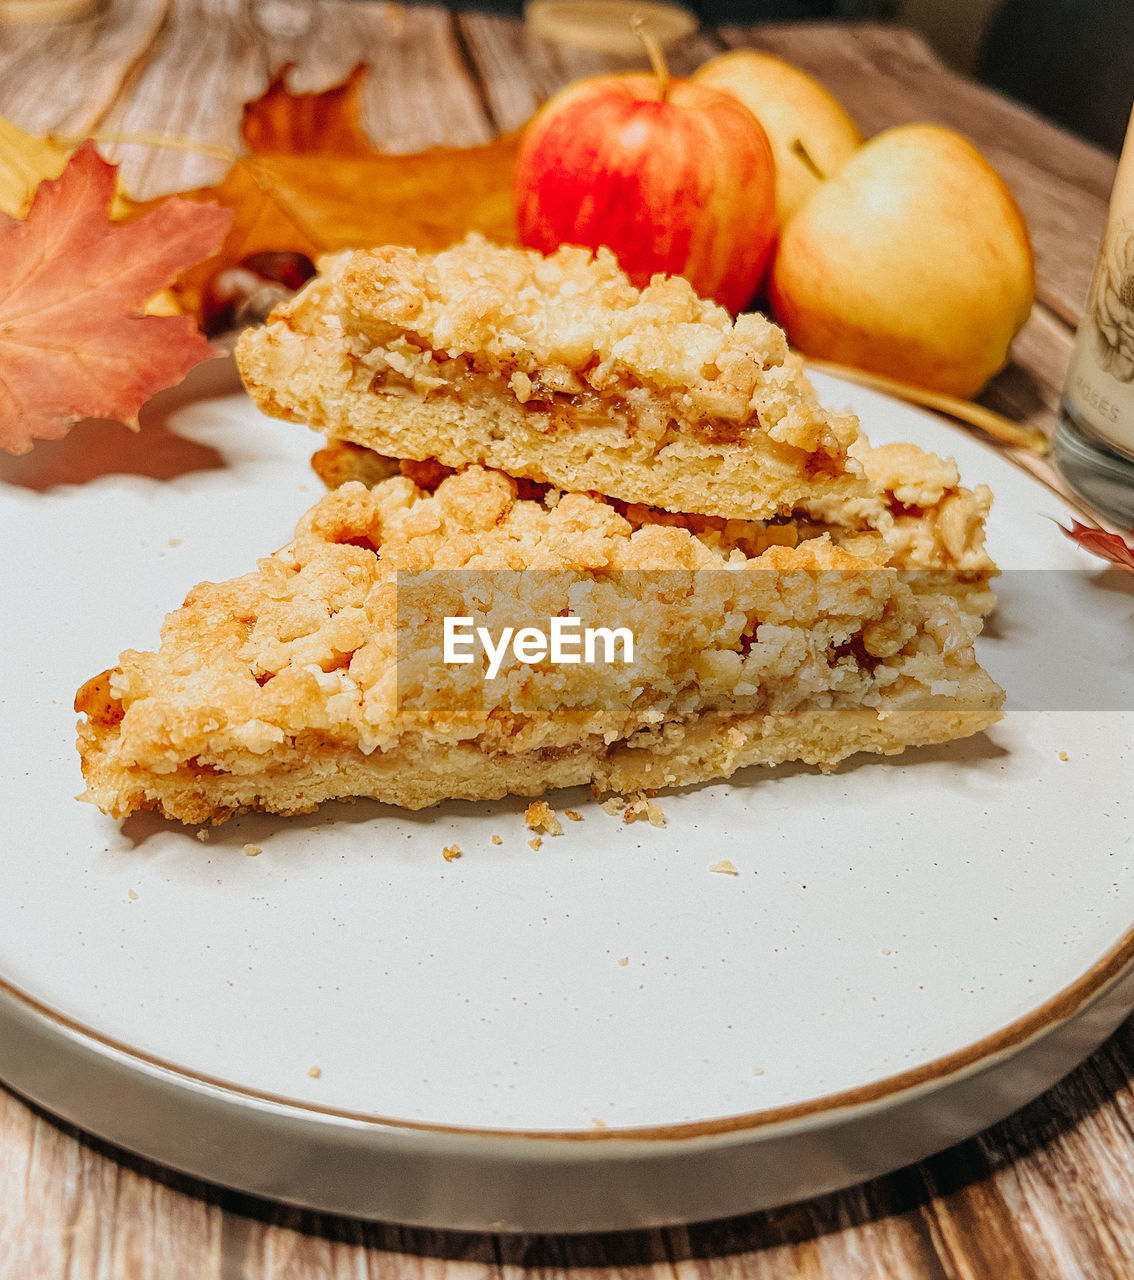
[171,69,519,321]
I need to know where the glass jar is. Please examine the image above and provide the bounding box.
[1054,106,1134,527]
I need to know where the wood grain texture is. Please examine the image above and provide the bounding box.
[455,11,722,131]
[90,0,267,196]
[248,0,492,150]
[1,8,1132,1278]
[0,0,169,135]
[18,0,495,198]
[981,302,1071,439]
[0,1088,222,1280]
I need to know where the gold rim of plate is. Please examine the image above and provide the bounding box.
[524,0,697,54]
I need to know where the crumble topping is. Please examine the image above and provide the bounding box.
[256,235,858,458]
[308,436,997,587]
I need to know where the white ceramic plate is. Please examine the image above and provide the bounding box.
[0,361,1131,1232]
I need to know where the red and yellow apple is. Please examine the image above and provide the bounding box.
[693,48,862,230]
[769,124,1035,397]
[514,72,777,313]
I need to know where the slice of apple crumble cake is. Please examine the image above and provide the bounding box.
[76,466,1003,825]
[236,234,878,522]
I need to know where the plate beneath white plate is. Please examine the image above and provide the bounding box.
[0,361,1131,1232]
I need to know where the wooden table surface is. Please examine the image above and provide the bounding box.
[1,3,1131,1276]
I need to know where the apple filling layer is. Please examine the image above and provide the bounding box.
[76,466,1003,825]
[237,235,876,522]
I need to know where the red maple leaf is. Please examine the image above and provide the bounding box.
[1060,520,1134,572]
[0,140,232,455]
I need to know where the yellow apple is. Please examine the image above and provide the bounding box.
[693,49,862,228]
[768,124,1035,398]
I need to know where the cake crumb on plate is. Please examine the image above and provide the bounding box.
[622,792,667,827]
[525,800,562,835]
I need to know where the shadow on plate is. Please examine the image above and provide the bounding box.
[116,787,560,853]
[0,356,242,492]
[113,734,1008,853]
